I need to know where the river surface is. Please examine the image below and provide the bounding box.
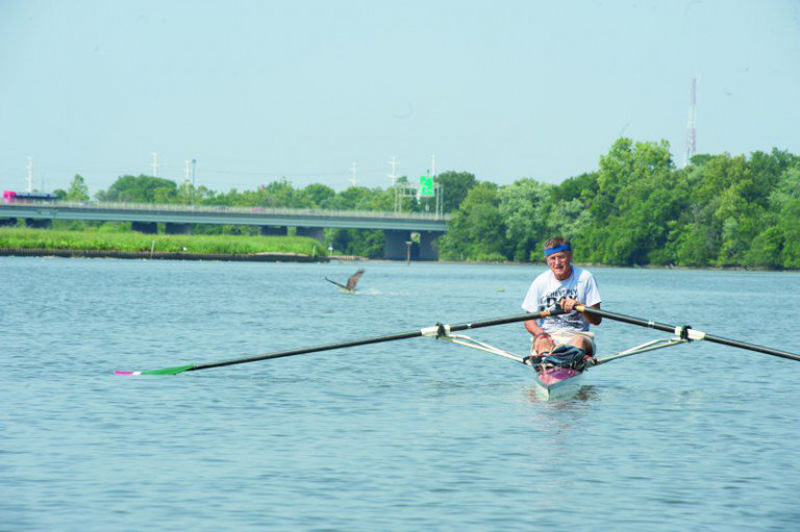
[2,256,799,531]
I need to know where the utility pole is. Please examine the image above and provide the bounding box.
[349,162,358,187]
[388,156,401,213]
[191,158,197,204]
[388,156,398,186]
[27,156,33,192]
[152,152,159,177]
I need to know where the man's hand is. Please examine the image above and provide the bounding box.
[560,298,580,313]
[534,332,556,355]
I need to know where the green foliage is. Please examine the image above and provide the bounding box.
[303,183,336,208]
[435,171,478,213]
[437,183,507,260]
[66,174,90,201]
[97,175,178,203]
[0,227,326,256]
[328,228,385,258]
[499,179,553,262]
[581,139,680,265]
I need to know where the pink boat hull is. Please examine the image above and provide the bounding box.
[533,367,584,399]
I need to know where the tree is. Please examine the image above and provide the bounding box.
[498,178,553,262]
[438,182,508,261]
[328,228,385,258]
[66,174,90,201]
[96,175,178,203]
[435,171,478,213]
[584,138,679,265]
[302,183,336,208]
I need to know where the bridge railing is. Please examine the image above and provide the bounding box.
[8,200,451,222]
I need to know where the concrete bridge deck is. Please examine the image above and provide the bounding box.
[0,201,450,260]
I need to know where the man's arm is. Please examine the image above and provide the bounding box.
[524,318,556,354]
[584,302,602,325]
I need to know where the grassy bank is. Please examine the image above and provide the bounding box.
[0,227,327,257]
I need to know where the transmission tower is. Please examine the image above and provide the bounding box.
[388,156,402,213]
[27,156,33,192]
[684,77,697,166]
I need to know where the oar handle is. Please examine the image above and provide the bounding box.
[576,305,800,362]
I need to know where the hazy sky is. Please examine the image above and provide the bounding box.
[1,0,799,195]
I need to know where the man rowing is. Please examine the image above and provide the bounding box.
[521,237,602,360]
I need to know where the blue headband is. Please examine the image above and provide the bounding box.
[544,244,572,257]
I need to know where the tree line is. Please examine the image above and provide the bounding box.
[438,139,799,269]
[53,138,800,268]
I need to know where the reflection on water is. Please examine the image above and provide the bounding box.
[526,384,600,406]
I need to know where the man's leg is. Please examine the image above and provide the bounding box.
[568,335,594,356]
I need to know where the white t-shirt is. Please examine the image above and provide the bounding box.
[521,267,601,331]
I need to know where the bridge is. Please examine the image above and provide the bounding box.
[0,201,450,260]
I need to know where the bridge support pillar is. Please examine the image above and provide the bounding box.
[295,226,324,242]
[384,230,441,261]
[417,231,440,261]
[261,226,288,236]
[384,230,411,260]
[131,221,158,234]
[165,223,192,234]
[25,218,52,229]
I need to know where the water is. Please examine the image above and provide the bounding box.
[2,257,799,531]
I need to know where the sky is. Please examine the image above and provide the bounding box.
[1,0,799,195]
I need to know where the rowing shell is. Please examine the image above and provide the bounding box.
[532,366,585,400]
[435,332,590,399]
[438,332,692,400]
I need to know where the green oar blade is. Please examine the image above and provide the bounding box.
[142,364,197,375]
[114,364,196,376]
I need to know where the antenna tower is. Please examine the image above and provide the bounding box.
[388,156,404,212]
[27,156,33,192]
[684,77,697,166]
[349,163,358,187]
[388,156,398,186]
[191,158,197,204]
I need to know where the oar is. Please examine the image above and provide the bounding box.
[114,309,565,375]
[576,305,800,362]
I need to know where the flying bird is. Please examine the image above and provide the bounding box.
[325,269,365,294]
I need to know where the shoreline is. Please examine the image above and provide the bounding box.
[0,248,328,263]
[1,248,794,272]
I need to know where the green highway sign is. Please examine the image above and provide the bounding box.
[419,175,434,197]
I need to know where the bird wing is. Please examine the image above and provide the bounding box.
[346,269,365,291]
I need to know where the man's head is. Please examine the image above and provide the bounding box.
[543,237,573,280]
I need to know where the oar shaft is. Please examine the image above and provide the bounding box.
[577,305,800,362]
[194,329,422,371]
[195,309,564,371]
[132,308,565,374]
[701,333,800,362]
